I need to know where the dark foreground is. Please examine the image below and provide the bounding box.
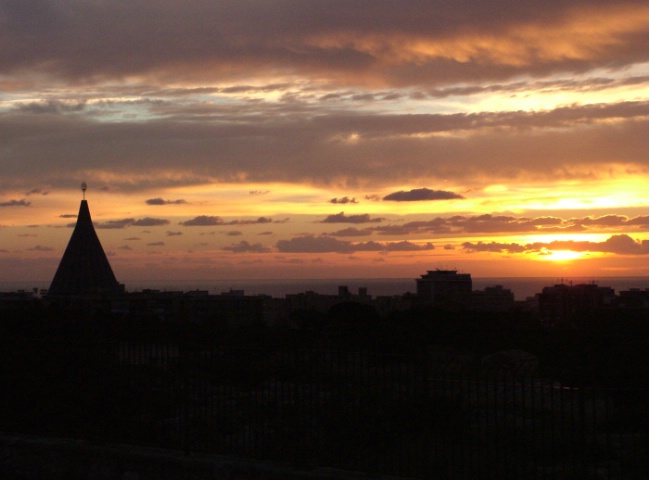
[0,301,647,479]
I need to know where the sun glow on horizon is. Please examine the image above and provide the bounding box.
[538,249,589,262]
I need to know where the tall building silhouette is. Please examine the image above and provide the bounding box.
[416,269,472,306]
[48,185,121,296]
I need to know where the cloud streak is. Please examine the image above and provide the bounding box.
[462,234,648,256]
[276,235,435,254]
[326,214,648,237]
[0,199,30,207]
[179,216,275,226]
[321,212,385,224]
[383,188,464,202]
[145,198,187,205]
[94,217,170,229]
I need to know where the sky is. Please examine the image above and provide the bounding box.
[1,0,647,287]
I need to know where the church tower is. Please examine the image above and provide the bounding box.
[48,184,121,296]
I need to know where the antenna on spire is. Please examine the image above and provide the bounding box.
[81,182,87,200]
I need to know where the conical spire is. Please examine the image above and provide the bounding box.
[49,187,120,296]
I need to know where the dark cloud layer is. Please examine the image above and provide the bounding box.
[0,100,646,193]
[1,1,645,85]
[0,1,645,194]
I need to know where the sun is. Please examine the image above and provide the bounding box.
[539,249,586,262]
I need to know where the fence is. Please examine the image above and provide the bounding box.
[1,337,647,479]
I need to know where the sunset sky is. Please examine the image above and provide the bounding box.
[1,0,647,286]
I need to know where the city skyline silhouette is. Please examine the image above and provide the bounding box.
[1,3,647,478]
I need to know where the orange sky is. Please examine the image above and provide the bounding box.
[0,0,647,286]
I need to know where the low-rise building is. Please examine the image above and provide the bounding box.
[538,283,616,324]
[618,288,649,309]
[469,285,515,312]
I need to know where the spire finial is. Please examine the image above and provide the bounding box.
[81,182,87,200]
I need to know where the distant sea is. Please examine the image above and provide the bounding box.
[3,276,648,302]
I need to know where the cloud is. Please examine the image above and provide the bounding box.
[96,218,136,229]
[59,214,77,218]
[383,188,464,202]
[234,217,273,225]
[145,198,187,205]
[626,215,649,226]
[374,219,452,236]
[321,212,384,224]
[462,234,649,256]
[462,241,528,254]
[327,227,374,237]
[180,216,223,226]
[462,214,557,233]
[165,231,183,236]
[179,215,273,226]
[329,197,358,204]
[94,217,169,229]
[521,216,562,226]
[223,241,271,253]
[1,100,646,193]
[277,236,360,253]
[16,100,86,115]
[132,217,170,227]
[146,242,165,247]
[25,188,49,196]
[276,235,434,253]
[544,235,649,255]
[601,234,649,255]
[370,213,642,236]
[0,199,31,207]
[365,195,382,202]
[383,241,435,252]
[573,215,647,227]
